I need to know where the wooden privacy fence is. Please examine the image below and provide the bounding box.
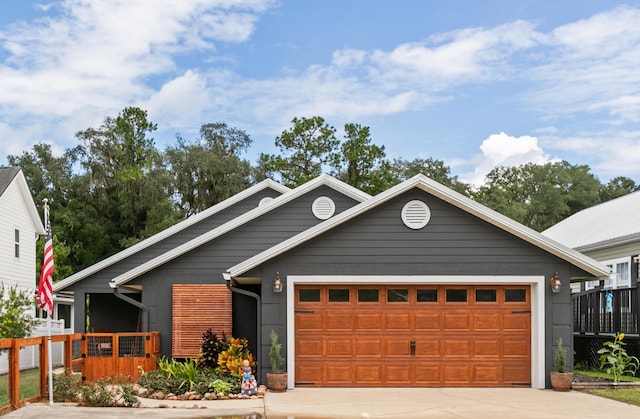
[0,332,159,413]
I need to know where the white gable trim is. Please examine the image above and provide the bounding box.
[110,175,371,287]
[54,179,289,292]
[286,275,546,390]
[228,174,609,279]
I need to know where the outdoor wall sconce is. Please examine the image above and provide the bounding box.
[272,272,283,293]
[550,272,561,293]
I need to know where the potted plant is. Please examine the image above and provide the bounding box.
[550,337,573,391]
[266,330,287,392]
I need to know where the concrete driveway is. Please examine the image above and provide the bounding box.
[5,388,640,418]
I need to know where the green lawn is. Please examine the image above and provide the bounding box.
[0,369,42,406]
[574,369,640,406]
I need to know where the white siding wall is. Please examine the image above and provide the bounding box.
[0,175,39,299]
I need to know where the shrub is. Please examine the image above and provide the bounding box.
[76,377,139,407]
[216,337,255,378]
[53,371,81,402]
[554,338,566,373]
[137,369,183,394]
[269,330,283,373]
[198,329,228,369]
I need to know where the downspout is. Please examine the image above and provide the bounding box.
[109,282,149,332]
[223,272,262,382]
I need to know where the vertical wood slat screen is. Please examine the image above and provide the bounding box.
[172,284,232,358]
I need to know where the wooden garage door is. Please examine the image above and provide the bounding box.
[295,284,530,387]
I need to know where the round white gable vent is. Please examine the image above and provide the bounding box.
[401,200,431,229]
[258,197,274,207]
[312,196,336,220]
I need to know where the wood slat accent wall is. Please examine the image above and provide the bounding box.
[172,284,232,358]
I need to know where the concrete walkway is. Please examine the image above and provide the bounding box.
[5,388,640,418]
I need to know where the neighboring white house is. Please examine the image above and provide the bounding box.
[542,190,640,291]
[0,167,45,300]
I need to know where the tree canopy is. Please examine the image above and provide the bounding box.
[9,107,635,280]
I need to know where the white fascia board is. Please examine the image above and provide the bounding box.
[112,175,370,287]
[228,174,610,279]
[54,179,289,292]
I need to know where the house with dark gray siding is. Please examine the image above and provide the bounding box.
[55,174,609,389]
[53,176,370,362]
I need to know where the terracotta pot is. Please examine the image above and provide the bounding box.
[267,372,288,392]
[550,371,573,391]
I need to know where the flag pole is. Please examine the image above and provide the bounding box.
[41,199,54,405]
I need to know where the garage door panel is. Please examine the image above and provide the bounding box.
[386,365,411,383]
[474,365,501,384]
[473,339,500,357]
[443,312,471,330]
[296,364,323,384]
[326,338,353,356]
[326,364,355,384]
[415,365,441,384]
[355,313,383,329]
[503,314,530,331]
[297,338,323,357]
[415,312,442,330]
[503,339,530,357]
[296,312,323,330]
[356,339,383,356]
[386,339,411,357]
[503,365,531,384]
[415,338,441,356]
[443,339,471,357]
[473,313,500,330]
[356,364,383,383]
[384,312,412,330]
[326,312,354,330]
[295,284,530,387]
[443,364,472,384]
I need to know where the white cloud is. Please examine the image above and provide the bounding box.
[461,132,555,187]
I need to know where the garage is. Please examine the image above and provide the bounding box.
[294,284,531,387]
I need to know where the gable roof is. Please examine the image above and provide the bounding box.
[227,174,609,280]
[109,175,371,288]
[0,167,45,234]
[542,190,640,251]
[53,179,290,292]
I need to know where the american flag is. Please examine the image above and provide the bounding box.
[37,200,54,316]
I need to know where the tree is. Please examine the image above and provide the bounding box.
[165,123,253,217]
[474,161,601,231]
[388,157,471,195]
[336,123,388,194]
[600,176,639,202]
[258,116,339,187]
[0,285,37,338]
[75,107,176,251]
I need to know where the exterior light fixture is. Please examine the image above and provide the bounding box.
[550,272,561,293]
[273,272,283,293]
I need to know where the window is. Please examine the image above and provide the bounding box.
[299,289,321,302]
[14,229,19,258]
[387,289,408,302]
[446,289,467,302]
[505,289,527,302]
[328,289,349,302]
[358,289,379,302]
[585,257,632,290]
[417,289,438,302]
[475,289,496,302]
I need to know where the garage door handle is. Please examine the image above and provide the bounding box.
[512,310,531,314]
[295,310,314,314]
[410,340,416,355]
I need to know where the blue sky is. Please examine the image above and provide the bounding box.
[1,0,639,187]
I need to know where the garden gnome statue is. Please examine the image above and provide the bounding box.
[241,359,257,396]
